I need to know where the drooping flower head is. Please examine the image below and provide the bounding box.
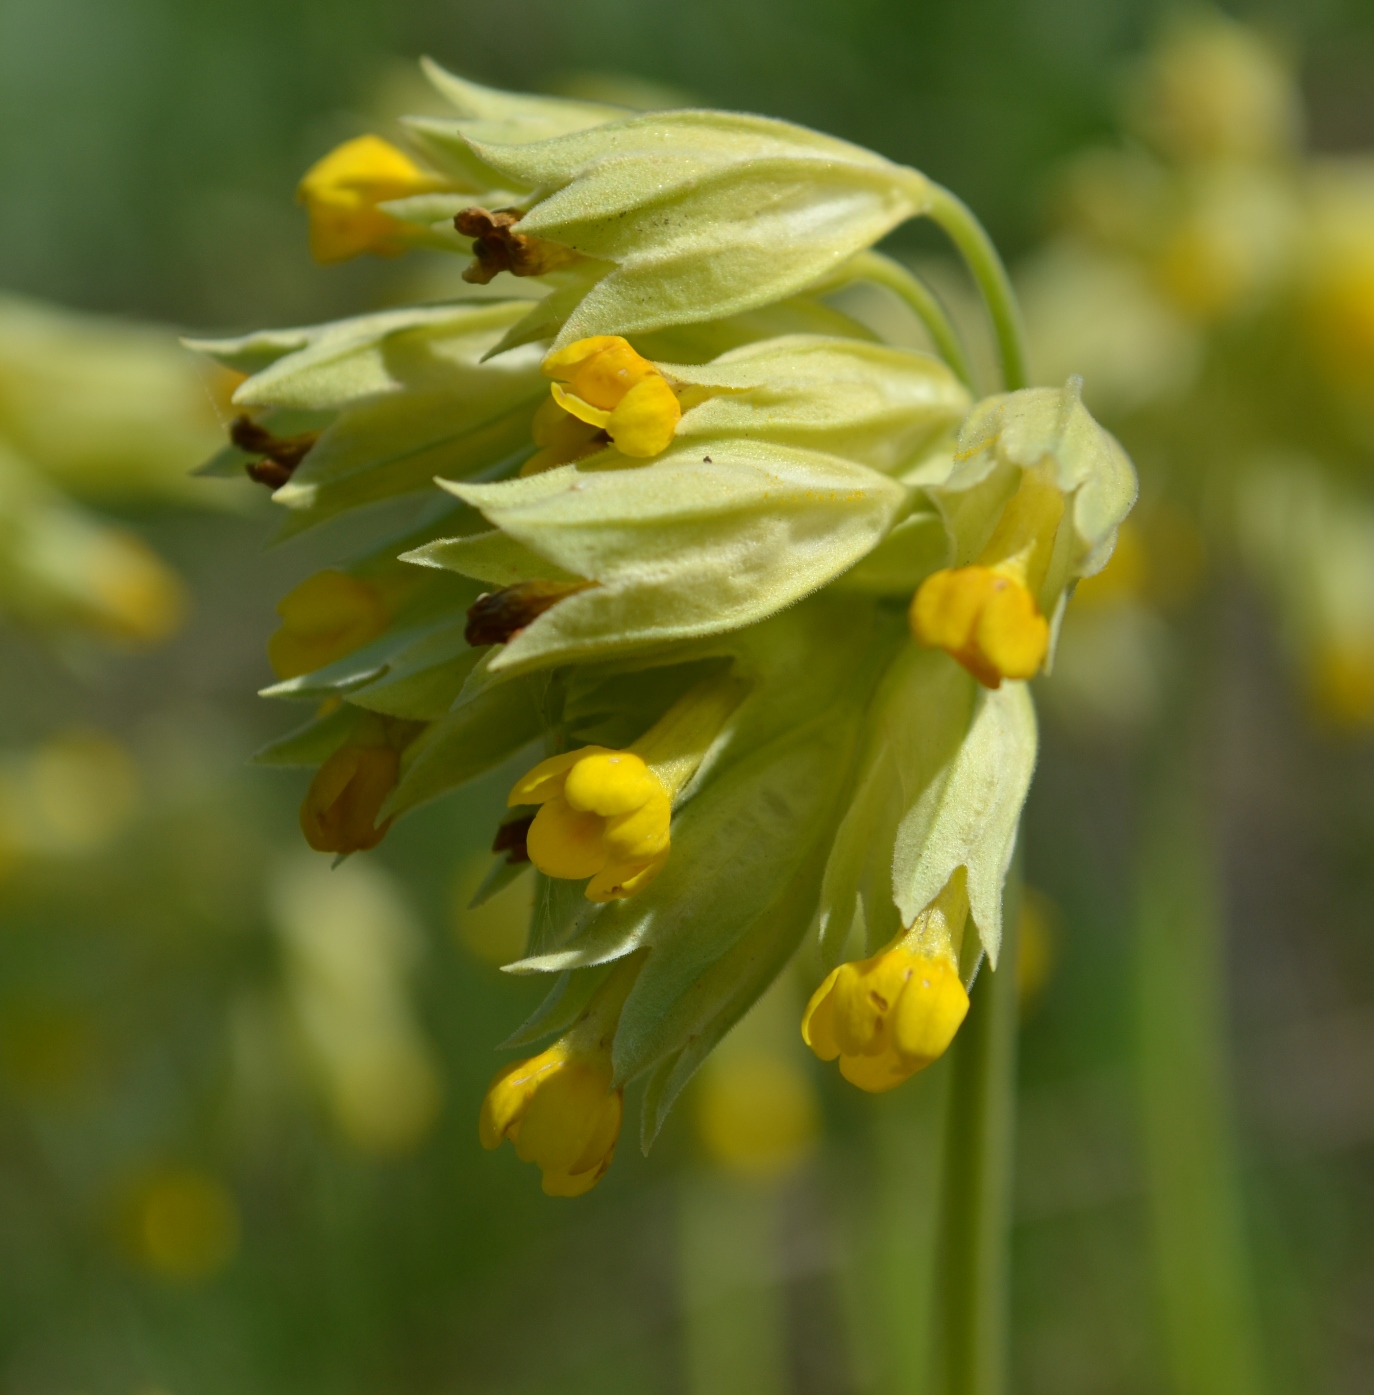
[193,61,1138,1194]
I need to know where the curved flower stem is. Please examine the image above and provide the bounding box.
[926,186,1030,394]
[942,850,1021,1395]
[845,250,976,392]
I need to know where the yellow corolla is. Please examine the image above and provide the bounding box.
[803,876,971,1092]
[300,743,399,854]
[911,468,1065,688]
[296,135,445,265]
[541,337,681,460]
[480,1040,623,1197]
[268,569,390,680]
[510,747,671,902]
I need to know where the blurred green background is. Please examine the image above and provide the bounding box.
[2,1,1374,1392]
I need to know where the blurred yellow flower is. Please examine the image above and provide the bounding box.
[297,135,446,264]
[272,857,443,1156]
[694,1052,819,1180]
[125,1168,240,1282]
[268,569,391,680]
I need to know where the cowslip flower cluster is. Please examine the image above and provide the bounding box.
[193,62,1136,1195]
[1020,9,1374,732]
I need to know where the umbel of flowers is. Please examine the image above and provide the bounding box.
[192,64,1136,1197]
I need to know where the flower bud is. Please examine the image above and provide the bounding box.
[268,570,391,680]
[803,875,970,1092]
[297,136,449,264]
[508,669,744,901]
[480,1042,622,1196]
[914,381,1136,686]
[479,956,638,1195]
[300,743,400,854]
[542,336,681,458]
[512,747,671,901]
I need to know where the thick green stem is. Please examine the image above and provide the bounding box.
[845,250,975,391]
[1135,755,1265,1395]
[926,187,1030,394]
[678,1172,788,1395]
[941,860,1021,1395]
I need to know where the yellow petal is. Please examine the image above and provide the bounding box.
[569,1090,624,1175]
[606,375,681,458]
[513,1058,614,1174]
[563,751,660,817]
[976,577,1049,681]
[542,336,625,380]
[550,382,613,431]
[541,1155,612,1197]
[525,796,608,879]
[508,746,613,807]
[911,567,989,653]
[890,957,969,1067]
[586,847,668,902]
[559,337,660,411]
[800,971,842,1061]
[601,791,671,862]
[838,1047,915,1094]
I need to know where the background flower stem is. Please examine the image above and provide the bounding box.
[940,851,1022,1395]
[1135,742,1266,1395]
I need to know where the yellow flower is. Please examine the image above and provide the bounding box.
[506,670,743,900]
[511,746,671,902]
[1309,640,1374,729]
[1071,520,1148,608]
[479,958,639,1196]
[300,743,400,854]
[802,876,970,1092]
[911,467,1065,687]
[296,135,445,265]
[124,1168,240,1282]
[267,569,390,680]
[693,1052,819,1179]
[86,529,188,645]
[541,336,682,460]
[480,1040,622,1196]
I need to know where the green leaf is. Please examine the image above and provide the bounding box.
[232,301,536,412]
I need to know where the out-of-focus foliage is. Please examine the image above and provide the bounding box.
[2,2,1374,1394]
[0,296,228,647]
[1023,9,1374,733]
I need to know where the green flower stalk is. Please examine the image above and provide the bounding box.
[194,60,1138,1201]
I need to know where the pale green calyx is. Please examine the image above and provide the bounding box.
[417,440,906,673]
[458,110,933,351]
